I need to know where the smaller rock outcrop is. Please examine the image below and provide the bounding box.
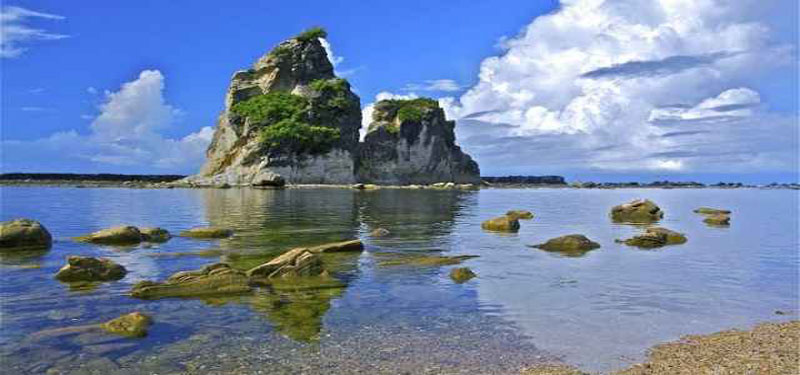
[132,263,251,299]
[247,248,324,279]
[506,210,534,220]
[55,256,127,282]
[618,227,687,248]
[703,213,731,226]
[140,227,171,242]
[694,207,731,215]
[358,98,480,185]
[75,226,144,245]
[100,312,152,338]
[0,219,52,250]
[481,216,520,232]
[531,235,600,256]
[611,199,664,223]
[179,227,233,239]
[450,267,476,283]
[377,254,479,267]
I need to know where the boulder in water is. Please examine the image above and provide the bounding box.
[100,312,152,338]
[531,234,600,256]
[703,213,731,226]
[131,263,251,299]
[179,227,233,239]
[140,227,171,243]
[694,207,731,215]
[619,227,687,249]
[481,216,520,232]
[506,210,534,220]
[74,226,144,245]
[55,256,127,282]
[0,218,52,250]
[611,199,664,223]
[450,267,476,283]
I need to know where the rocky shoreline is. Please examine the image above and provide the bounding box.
[2,174,797,190]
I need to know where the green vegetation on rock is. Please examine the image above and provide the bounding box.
[295,27,327,42]
[231,91,341,155]
[388,98,440,123]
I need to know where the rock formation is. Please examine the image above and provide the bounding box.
[0,219,52,250]
[357,98,480,184]
[530,234,601,257]
[55,256,127,282]
[185,28,479,186]
[610,199,664,223]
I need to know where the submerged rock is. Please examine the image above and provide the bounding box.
[306,239,363,253]
[377,254,479,267]
[357,98,480,185]
[450,267,476,283]
[481,216,520,232]
[179,227,233,239]
[0,218,52,250]
[247,248,324,279]
[531,235,601,256]
[619,227,687,249]
[611,199,664,223]
[369,228,391,237]
[506,210,534,220]
[55,256,127,282]
[703,213,731,226]
[74,226,144,245]
[131,263,251,299]
[693,207,731,215]
[140,227,171,242]
[100,312,152,338]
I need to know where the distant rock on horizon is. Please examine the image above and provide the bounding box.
[185,28,479,187]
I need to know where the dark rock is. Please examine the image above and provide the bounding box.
[179,227,233,239]
[531,235,600,256]
[694,207,731,215]
[140,227,171,243]
[0,218,52,250]
[481,216,520,232]
[703,213,731,226]
[55,256,127,282]
[619,227,687,249]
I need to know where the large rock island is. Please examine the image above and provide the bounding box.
[185,28,479,187]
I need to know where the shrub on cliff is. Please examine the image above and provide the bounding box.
[296,27,327,42]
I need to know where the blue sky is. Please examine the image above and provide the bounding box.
[2,1,798,183]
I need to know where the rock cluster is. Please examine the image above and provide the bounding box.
[184,29,479,187]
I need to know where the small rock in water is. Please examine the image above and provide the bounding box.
[619,227,687,249]
[693,207,731,215]
[55,256,127,282]
[179,227,233,239]
[610,199,664,223]
[370,228,390,237]
[140,227,171,243]
[506,210,534,220]
[74,226,144,245]
[703,213,731,226]
[0,218,52,250]
[450,267,476,283]
[481,216,520,232]
[531,234,600,256]
[100,312,152,337]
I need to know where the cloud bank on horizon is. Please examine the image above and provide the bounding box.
[434,0,798,177]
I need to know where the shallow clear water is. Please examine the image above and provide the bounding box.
[0,187,797,374]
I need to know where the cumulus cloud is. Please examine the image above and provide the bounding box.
[442,0,797,175]
[402,79,462,92]
[0,5,68,58]
[2,70,213,173]
[319,37,343,67]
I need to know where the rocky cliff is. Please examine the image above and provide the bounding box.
[357,98,480,185]
[187,28,361,186]
[187,28,479,186]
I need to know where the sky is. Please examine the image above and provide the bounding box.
[2,0,798,183]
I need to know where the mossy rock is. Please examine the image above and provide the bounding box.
[377,254,479,267]
[703,213,731,226]
[55,256,127,282]
[74,226,144,245]
[506,210,534,220]
[611,199,664,223]
[481,216,520,232]
[307,239,363,253]
[531,235,600,257]
[0,218,52,250]
[140,227,171,243]
[694,207,731,215]
[179,227,234,239]
[131,263,251,299]
[100,312,152,338]
[619,227,687,249]
[450,267,476,283]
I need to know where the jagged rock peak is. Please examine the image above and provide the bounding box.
[357,98,480,185]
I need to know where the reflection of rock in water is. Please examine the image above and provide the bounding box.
[355,189,472,246]
[250,283,345,342]
[199,189,360,262]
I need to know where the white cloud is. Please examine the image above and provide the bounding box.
[402,79,462,92]
[0,6,68,58]
[319,37,343,67]
[2,70,213,173]
[442,0,797,175]
[359,91,419,140]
